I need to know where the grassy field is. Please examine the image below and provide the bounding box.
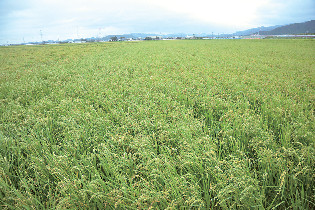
[0,39,314,209]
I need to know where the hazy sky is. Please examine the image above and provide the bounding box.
[1,0,314,44]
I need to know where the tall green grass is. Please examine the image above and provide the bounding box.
[0,40,314,209]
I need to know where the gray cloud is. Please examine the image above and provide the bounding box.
[255,0,315,26]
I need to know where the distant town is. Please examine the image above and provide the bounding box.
[2,20,314,46]
[2,33,315,46]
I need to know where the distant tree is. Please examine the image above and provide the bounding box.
[111,36,118,41]
[144,37,153,40]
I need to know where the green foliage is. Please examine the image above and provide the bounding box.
[0,40,314,209]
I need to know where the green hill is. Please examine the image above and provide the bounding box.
[260,20,315,35]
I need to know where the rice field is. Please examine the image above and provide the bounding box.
[0,39,314,209]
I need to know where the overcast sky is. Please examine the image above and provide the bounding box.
[1,0,314,44]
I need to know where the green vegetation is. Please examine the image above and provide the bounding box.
[260,20,315,35]
[0,39,314,209]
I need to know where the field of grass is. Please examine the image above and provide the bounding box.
[0,39,314,209]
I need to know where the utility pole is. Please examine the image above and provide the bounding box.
[77,26,79,39]
[98,28,102,42]
[40,30,43,43]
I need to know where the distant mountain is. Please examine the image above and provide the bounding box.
[259,20,315,35]
[16,20,315,46]
[233,25,281,36]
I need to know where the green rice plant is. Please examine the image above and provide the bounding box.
[0,39,314,209]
